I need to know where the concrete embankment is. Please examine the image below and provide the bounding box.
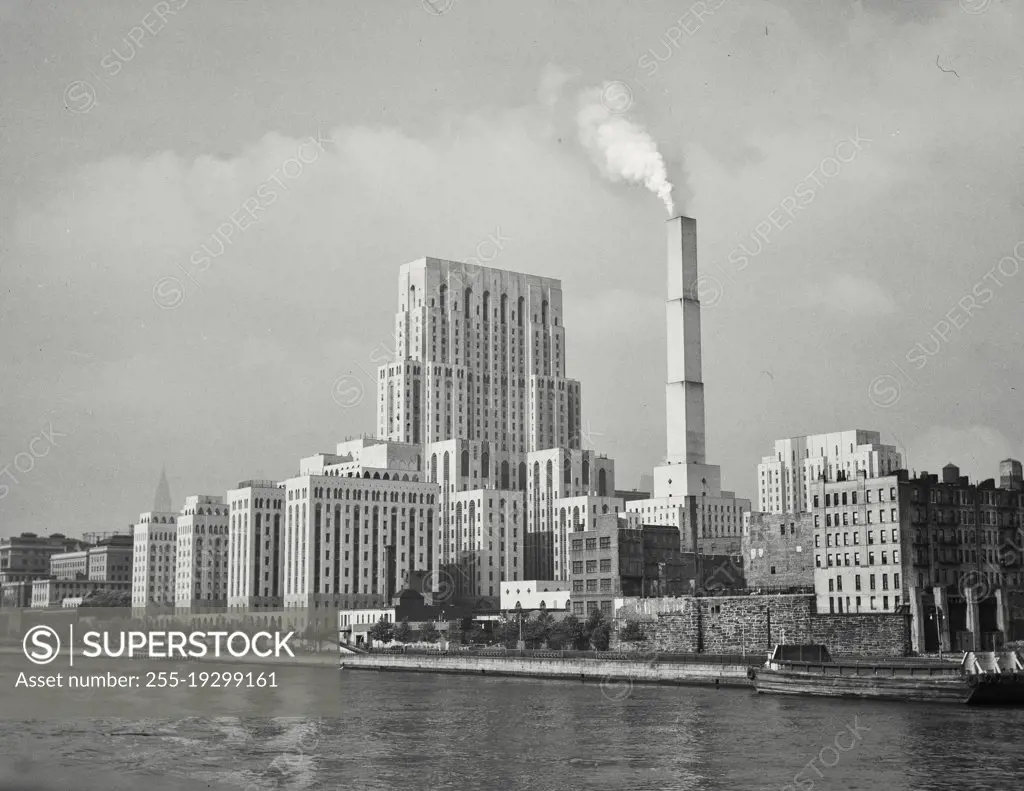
[340,652,752,688]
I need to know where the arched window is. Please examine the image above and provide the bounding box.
[461,449,470,477]
[431,453,438,481]
[481,451,489,479]
[598,468,607,496]
[546,460,553,490]
[483,291,490,322]
[542,300,549,324]
[582,459,590,486]
[409,283,416,308]
[518,462,527,491]
[439,284,447,308]
[501,461,510,489]
[465,287,471,319]
[517,296,524,327]
[501,294,508,324]
[563,456,571,485]
[443,452,450,482]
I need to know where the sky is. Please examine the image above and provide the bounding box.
[0,0,1022,538]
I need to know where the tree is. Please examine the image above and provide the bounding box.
[367,616,394,646]
[393,618,414,644]
[585,609,611,651]
[522,617,548,648]
[619,619,647,643]
[549,614,586,650]
[79,590,131,608]
[419,623,440,643]
[466,622,488,645]
[535,611,555,646]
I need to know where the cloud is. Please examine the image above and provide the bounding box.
[808,273,899,317]
[906,425,1018,483]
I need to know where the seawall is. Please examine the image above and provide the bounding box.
[340,652,752,687]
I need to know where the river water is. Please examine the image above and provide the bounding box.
[1,658,1022,791]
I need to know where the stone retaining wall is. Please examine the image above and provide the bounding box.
[613,594,910,656]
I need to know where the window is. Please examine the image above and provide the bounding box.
[585,560,597,573]
[828,578,834,592]
[815,554,822,568]
[780,525,786,536]
[585,538,597,550]
[586,579,597,592]
[599,559,611,572]
[855,574,862,591]
[599,537,611,550]
[572,561,583,574]
[572,580,583,592]
[815,535,821,547]
[837,576,843,592]
[870,574,876,590]
[882,573,889,590]
[854,552,861,566]
[571,539,583,551]
[770,566,777,575]
[599,579,612,592]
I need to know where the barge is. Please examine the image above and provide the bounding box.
[749,644,1024,705]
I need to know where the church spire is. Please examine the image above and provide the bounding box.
[154,465,172,513]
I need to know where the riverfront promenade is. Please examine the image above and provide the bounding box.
[341,648,754,687]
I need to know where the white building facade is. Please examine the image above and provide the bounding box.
[174,494,229,611]
[375,257,624,594]
[758,430,902,514]
[131,511,178,609]
[227,480,285,609]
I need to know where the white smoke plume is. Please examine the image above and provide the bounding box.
[576,84,674,215]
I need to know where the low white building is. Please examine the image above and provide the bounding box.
[499,579,570,612]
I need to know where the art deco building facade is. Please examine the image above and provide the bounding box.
[375,258,621,595]
[280,438,439,613]
[131,511,178,609]
[758,430,902,514]
[173,494,229,611]
[377,258,579,452]
[226,480,284,609]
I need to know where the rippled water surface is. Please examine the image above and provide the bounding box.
[2,661,1024,790]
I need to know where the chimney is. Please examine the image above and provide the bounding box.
[664,216,706,465]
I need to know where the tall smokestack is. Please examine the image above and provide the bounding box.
[665,216,706,465]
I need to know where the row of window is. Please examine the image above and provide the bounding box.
[817,550,900,568]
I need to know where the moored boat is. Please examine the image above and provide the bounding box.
[749,644,1024,705]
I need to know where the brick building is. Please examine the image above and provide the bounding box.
[567,513,745,617]
[741,512,815,590]
[810,461,1024,653]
